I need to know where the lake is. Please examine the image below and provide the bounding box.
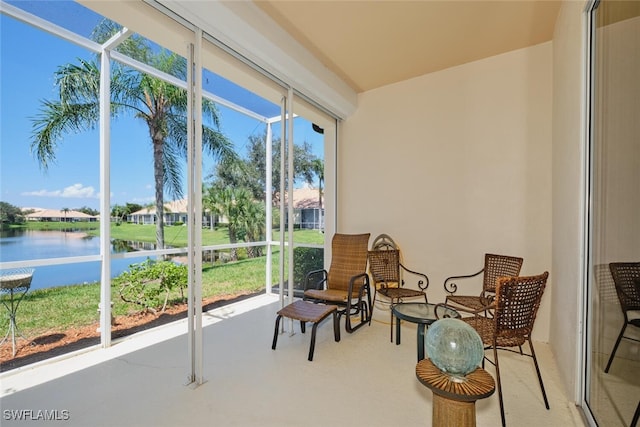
[0,229,158,290]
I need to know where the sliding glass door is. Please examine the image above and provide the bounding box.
[585,1,640,426]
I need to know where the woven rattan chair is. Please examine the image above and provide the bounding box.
[368,234,429,342]
[463,272,550,427]
[604,262,640,373]
[444,254,523,316]
[303,233,372,333]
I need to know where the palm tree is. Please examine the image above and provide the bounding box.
[310,158,324,231]
[61,207,70,223]
[30,19,236,250]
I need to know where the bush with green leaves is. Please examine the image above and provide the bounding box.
[293,247,324,289]
[113,258,188,313]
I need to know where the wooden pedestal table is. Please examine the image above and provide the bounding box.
[416,358,495,427]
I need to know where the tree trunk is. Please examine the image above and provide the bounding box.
[228,226,239,261]
[153,137,165,251]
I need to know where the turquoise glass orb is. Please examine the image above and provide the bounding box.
[425,318,484,380]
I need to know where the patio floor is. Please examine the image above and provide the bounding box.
[0,294,585,427]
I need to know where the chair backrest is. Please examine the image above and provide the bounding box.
[483,254,524,294]
[494,272,549,343]
[609,262,640,312]
[368,234,400,284]
[369,248,400,284]
[327,233,370,292]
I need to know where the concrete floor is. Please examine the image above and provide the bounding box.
[0,294,586,427]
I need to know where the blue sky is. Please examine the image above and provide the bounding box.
[0,1,323,211]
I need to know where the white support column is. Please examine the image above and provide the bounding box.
[287,88,295,306]
[279,98,286,310]
[186,30,204,386]
[99,47,112,348]
[265,122,273,294]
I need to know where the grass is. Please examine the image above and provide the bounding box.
[15,220,324,247]
[2,224,323,339]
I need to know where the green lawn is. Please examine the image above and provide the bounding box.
[17,220,324,247]
[2,223,324,340]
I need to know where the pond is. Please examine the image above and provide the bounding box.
[0,229,159,290]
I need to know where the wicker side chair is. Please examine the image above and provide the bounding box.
[444,253,523,316]
[463,272,550,427]
[303,233,372,333]
[368,234,429,342]
[604,262,640,373]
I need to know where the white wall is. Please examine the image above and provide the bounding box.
[550,0,587,402]
[339,42,553,341]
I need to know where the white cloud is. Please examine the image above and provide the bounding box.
[22,183,99,199]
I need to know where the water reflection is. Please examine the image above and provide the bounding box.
[0,229,162,290]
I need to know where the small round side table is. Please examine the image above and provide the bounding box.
[416,358,495,427]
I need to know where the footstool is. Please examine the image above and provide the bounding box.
[272,300,340,361]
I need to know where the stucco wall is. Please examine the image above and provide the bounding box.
[339,42,553,341]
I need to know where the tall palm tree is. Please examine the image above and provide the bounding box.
[61,207,70,223]
[30,20,236,250]
[310,158,324,231]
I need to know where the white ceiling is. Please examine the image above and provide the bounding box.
[254,0,562,93]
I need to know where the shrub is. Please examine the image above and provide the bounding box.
[293,247,324,289]
[113,259,188,312]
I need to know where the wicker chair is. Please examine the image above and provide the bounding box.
[368,234,429,342]
[303,233,372,333]
[444,254,523,316]
[604,262,640,373]
[463,272,550,427]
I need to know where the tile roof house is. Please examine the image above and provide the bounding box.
[278,186,324,230]
[127,199,190,226]
[25,209,98,222]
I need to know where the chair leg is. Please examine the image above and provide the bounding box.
[272,314,283,350]
[308,321,319,361]
[389,298,397,342]
[371,289,378,326]
[345,286,372,333]
[332,310,341,342]
[493,345,506,427]
[605,323,627,373]
[528,337,550,410]
[631,399,640,427]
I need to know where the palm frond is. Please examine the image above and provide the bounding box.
[30,101,100,170]
[162,141,183,200]
[55,59,100,106]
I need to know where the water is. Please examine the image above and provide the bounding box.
[0,229,159,290]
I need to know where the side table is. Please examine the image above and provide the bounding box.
[416,358,495,427]
[0,269,34,357]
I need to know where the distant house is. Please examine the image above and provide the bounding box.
[25,209,98,222]
[279,186,324,230]
[126,189,323,230]
[127,199,216,227]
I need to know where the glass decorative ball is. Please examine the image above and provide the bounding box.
[425,318,484,381]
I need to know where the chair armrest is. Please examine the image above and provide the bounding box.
[443,268,484,295]
[433,302,458,319]
[348,272,371,299]
[304,269,327,291]
[400,263,429,291]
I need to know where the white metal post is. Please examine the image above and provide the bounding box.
[186,31,204,386]
[265,122,273,294]
[99,46,112,348]
[279,98,286,310]
[287,88,295,306]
